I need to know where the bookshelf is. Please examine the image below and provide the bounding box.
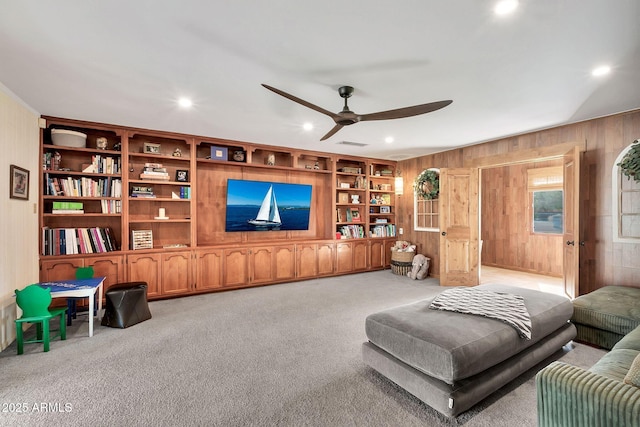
[41,123,123,256]
[39,117,397,300]
[367,161,397,238]
[126,131,192,249]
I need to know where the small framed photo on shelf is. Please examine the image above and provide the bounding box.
[143,142,161,154]
[9,164,29,200]
[350,207,361,222]
[176,170,189,182]
[380,206,391,214]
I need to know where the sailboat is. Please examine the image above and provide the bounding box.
[248,185,282,227]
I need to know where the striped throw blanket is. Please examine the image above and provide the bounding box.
[429,287,532,339]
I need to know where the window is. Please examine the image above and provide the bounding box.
[528,166,563,235]
[414,198,439,231]
[414,169,439,232]
[613,143,640,242]
[532,190,563,234]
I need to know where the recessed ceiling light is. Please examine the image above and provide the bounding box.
[178,97,193,108]
[494,0,518,15]
[385,137,394,144]
[592,65,611,77]
[303,122,313,131]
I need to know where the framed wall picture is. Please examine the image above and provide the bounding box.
[176,170,189,182]
[10,164,29,200]
[143,142,161,154]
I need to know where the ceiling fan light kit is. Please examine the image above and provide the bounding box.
[262,84,452,141]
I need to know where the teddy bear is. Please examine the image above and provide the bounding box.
[407,254,430,280]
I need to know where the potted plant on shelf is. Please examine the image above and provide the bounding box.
[617,139,640,182]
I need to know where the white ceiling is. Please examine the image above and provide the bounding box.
[1,1,639,160]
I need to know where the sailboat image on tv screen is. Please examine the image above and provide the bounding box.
[248,185,282,228]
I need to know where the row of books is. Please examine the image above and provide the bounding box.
[45,174,122,198]
[84,154,121,174]
[42,151,61,171]
[100,199,122,214]
[179,186,191,199]
[41,227,118,256]
[369,224,396,238]
[339,225,365,239]
[42,152,121,174]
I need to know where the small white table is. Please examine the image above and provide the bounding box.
[38,277,106,337]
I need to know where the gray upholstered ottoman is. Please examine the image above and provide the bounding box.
[571,285,640,350]
[362,284,575,417]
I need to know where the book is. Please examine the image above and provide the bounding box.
[140,173,170,180]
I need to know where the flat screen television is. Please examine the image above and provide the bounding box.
[225,179,312,231]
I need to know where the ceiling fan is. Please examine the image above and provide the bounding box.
[262,84,452,141]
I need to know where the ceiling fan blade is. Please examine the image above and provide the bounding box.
[262,84,338,119]
[359,100,452,122]
[320,124,344,141]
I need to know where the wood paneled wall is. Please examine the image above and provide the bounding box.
[481,160,563,276]
[398,109,640,295]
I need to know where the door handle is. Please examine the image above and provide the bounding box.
[442,231,447,236]
[566,240,575,246]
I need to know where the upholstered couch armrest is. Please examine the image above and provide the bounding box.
[536,361,640,427]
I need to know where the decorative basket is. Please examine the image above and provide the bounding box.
[390,260,413,276]
[391,251,415,263]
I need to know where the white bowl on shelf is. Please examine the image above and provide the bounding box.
[51,129,87,148]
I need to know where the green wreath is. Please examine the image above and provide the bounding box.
[414,169,439,200]
[617,139,640,183]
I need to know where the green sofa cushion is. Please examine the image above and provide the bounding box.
[589,348,639,382]
[572,286,640,336]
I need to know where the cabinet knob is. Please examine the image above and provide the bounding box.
[441,231,447,236]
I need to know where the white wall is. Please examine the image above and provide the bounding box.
[0,83,40,352]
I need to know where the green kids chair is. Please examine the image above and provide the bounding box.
[66,266,95,326]
[15,284,67,355]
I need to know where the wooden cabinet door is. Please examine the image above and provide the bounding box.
[40,258,83,282]
[127,253,161,298]
[223,248,249,287]
[369,240,385,270]
[353,240,368,271]
[196,249,223,291]
[162,251,192,295]
[86,255,124,295]
[274,245,296,281]
[250,246,274,284]
[384,239,395,267]
[296,244,318,279]
[335,242,353,273]
[317,243,334,276]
